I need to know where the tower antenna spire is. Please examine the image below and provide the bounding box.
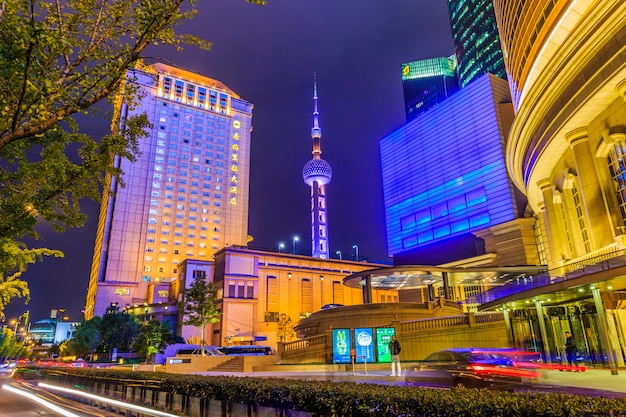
[302,73,332,258]
[312,72,321,142]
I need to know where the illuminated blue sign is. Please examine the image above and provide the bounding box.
[354,328,374,363]
[332,329,351,364]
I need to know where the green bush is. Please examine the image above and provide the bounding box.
[40,368,626,417]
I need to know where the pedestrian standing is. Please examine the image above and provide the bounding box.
[389,335,401,376]
[564,331,579,370]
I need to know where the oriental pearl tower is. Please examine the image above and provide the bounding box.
[302,75,332,258]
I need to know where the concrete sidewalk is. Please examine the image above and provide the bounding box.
[196,367,626,397]
[538,368,626,394]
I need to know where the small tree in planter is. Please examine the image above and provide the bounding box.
[133,319,176,363]
[276,313,295,343]
[179,279,219,356]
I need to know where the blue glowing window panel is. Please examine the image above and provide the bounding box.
[174,80,184,99]
[381,75,518,257]
[416,209,431,225]
[198,87,207,105]
[401,214,416,231]
[469,213,490,228]
[403,235,418,249]
[467,188,487,207]
[418,230,433,243]
[432,203,448,218]
[448,196,467,213]
[451,219,469,233]
[434,225,451,239]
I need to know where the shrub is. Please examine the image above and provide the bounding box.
[39,368,626,417]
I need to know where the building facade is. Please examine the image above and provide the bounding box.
[125,247,394,350]
[488,0,626,369]
[380,74,535,267]
[401,56,459,121]
[447,0,507,87]
[85,63,253,319]
[208,247,395,348]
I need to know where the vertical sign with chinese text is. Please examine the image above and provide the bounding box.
[376,328,395,363]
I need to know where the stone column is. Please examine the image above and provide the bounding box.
[538,179,568,266]
[592,287,619,375]
[537,202,553,264]
[442,271,451,300]
[535,300,551,364]
[566,127,613,249]
[562,172,588,255]
[502,308,513,345]
[361,275,372,304]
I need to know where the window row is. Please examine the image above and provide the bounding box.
[400,187,487,231]
[161,77,229,112]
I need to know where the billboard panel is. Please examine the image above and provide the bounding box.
[376,328,395,363]
[332,329,351,364]
[354,328,374,363]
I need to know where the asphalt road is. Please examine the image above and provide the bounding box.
[0,370,120,417]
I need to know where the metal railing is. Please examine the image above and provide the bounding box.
[465,248,626,305]
[282,334,326,353]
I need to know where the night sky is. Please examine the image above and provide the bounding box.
[6,0,454,323]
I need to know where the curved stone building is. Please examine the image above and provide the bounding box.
[496,0,626,268]
[492,1,626,370]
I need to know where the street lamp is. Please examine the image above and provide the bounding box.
[352,244,359,261]
[335,250,342,260]
[278,242,285,252]
[292,235,299,254]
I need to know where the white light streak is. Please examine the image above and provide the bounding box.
[3,384,83,417]
[38,382,182,417]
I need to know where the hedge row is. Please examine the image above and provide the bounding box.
[40,368,626,417]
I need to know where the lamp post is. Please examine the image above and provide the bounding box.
[278,242,285,253]
[292,235,299,254]
[335,250,342,260]
[353,244,359,261]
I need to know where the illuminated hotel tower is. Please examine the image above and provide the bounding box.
[85,62,253,319]
[302,77,332,258]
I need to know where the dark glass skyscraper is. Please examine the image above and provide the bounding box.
[447,0,506,88]
[401,56,459,122]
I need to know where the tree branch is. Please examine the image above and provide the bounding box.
[1,0,186,150]
[11,0,36,132]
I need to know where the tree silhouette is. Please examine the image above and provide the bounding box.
[179,279,219,356]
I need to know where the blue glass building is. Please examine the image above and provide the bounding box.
[447,0,506,88]
[381,74,523,263]
[401,56,459,122]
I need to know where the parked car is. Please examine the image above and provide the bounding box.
[36,358,60,368]
[321,303,344,310]
[405,348,538,389]
[69,358,87,368]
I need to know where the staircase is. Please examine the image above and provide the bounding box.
[211,356,245,372]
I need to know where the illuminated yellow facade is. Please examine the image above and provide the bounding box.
[496,0,626,267]
[491,0,626,369]
[85,63,253,319]
[173,247,397,349]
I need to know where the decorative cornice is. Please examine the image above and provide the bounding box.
[565,127,588,148]
[616,78,626,100]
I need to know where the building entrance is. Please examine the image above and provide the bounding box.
[509,302,626,368]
